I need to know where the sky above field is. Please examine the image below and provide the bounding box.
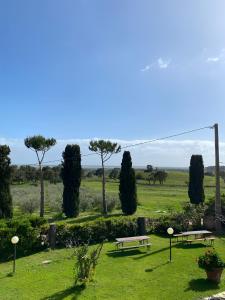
[1,1,225,166]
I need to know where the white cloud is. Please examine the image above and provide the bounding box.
[206,48,225,63]
[141,58,171,72]
[207,57,219,63]
[1,137,223,168]
[157,57,171,69]
[140,65,151,72]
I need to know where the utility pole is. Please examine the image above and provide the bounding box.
[214,123,222,233]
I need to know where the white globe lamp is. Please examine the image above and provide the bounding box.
[11,236,19,244]
[167,227,174,235]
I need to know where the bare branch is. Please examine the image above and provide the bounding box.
[104,152,114,163]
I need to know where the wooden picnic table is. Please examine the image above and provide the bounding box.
[173,230,215,245]
[115,235,151,251]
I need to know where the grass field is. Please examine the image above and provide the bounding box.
[1,235,225,300]
[11,171,225,219]
[4,171,225,300]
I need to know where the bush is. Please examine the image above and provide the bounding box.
[79,188,119,213]
[19,198,39,214]
[48,194,62,213]
[153,203,205,234]
[198,249,225,271]
[205,194,225,216]
[74,242,103,286]
[153,216,184,234]
[0,216,47,261]
[55,216,138,247]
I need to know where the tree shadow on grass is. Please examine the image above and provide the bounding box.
[185,279,220,292]
[174,243,207,249]
[64,214,102,224]
[40,285,85,300]
[133,246,170,260]
[65,213,123,225]
[107,249,142,258]
[0,272,14,279]
[145,261,170,272]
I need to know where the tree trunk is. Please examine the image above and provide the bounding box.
[101,156,107,215]
[39,165,44,217]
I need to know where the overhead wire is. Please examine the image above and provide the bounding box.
[19,125,213,166]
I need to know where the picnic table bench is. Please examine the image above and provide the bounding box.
[173,230,215,245]
[115,236,151,251]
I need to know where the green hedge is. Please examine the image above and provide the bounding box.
[55,216,138,247]
[0,208,205,261]
[0,216,47,261]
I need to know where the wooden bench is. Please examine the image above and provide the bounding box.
[173,233,185,242]
[186,237,215,245]
[118,243,152,251]
[173,230,214,245]
[115,236,151,251]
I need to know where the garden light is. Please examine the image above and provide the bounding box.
[11,236,19,273]
[167,227,174,262]
[167,227,174,235]
[11,236,19,245]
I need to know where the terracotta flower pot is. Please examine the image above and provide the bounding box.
[206,268,223,283]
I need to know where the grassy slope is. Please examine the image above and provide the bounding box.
[1,236,225,299]
[11,171,225,219]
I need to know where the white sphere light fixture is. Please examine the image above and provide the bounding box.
[167,227,174,235]
[11,236,19,244]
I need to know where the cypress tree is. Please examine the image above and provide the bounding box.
[188,154,205,204]
[61,145,81,218]
[0,145,13,218]
[119,151,137,215]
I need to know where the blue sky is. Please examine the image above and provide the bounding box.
[1,0,225,166]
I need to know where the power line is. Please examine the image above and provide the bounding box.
[19,125,213,166]
[121,125,212,149]
[41,152,97,165]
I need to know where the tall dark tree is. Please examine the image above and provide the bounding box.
[119,151,137,215]
[61,145,81,218]
[89,140,121,215]
[24,135,56,217]
[0,145,13,218]
[188,155,205,204]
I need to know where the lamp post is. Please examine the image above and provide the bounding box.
[11,236,19,273]
[167,227,174,262]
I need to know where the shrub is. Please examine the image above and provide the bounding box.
[55,216,138,247]
[0,216,47,261]
[28,215,47,227]
[74,242,103,286]
[48,194,62,213]
[19,198,39,214]
[205,194,225,216]
[135,172,145,180]
[79,188,119,213]
[198,249,225,271]
[153,203,205,234]
[153,216,184,234]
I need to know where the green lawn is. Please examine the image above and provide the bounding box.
[1,235,225,299]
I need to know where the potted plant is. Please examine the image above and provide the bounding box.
[197,249,225,283]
